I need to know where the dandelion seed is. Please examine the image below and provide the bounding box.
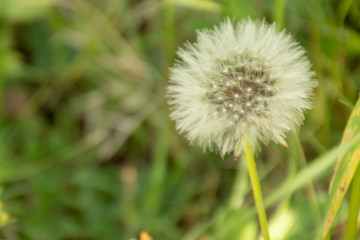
[167,18,317,158]
[222,68,229,73]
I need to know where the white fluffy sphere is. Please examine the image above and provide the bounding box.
[167,18,317,158]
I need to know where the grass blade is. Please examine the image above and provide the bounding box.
[322,97,360,239]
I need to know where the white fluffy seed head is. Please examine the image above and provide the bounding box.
[167,18,317,158]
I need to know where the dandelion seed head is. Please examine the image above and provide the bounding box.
[167,17,317,157]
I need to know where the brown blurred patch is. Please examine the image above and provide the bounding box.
[3,87,28,117]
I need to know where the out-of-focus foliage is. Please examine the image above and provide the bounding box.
[0,0,359,239]
[323,98,360,239]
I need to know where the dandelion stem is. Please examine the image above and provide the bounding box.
[344,165,360,240]
[244,139,271,240]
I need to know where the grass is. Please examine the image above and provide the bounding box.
[0,0,360,239]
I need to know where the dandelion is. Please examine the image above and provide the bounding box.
[167,18,317,240]
[167,18,317,159]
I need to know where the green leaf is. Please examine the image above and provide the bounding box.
[322,97,360,239]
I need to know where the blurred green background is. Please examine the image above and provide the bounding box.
[0,0,360,239]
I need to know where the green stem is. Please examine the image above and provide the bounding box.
[344,165,360,240]
[161,0,175,67]
[244,139,271,240]
[338,0,353,26]
[274,0,286,28]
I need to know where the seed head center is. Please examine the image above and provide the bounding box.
[206,54,276,122]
